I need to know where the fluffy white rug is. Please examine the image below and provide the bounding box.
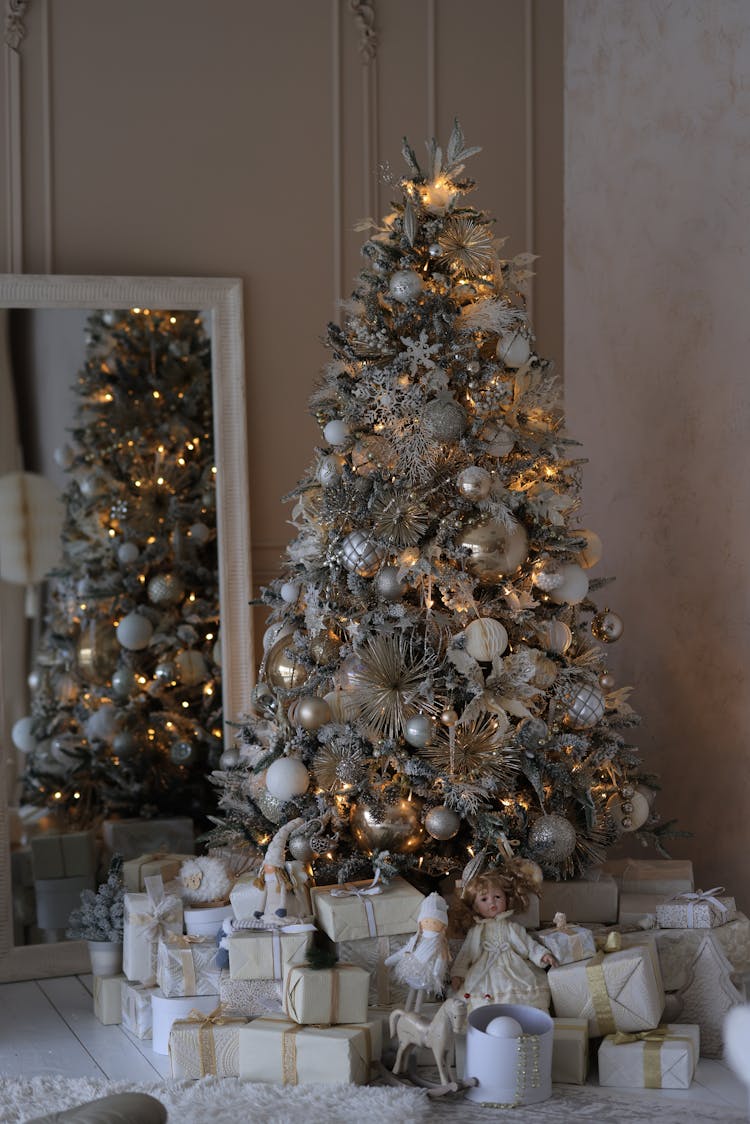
[0,1076,746,1124]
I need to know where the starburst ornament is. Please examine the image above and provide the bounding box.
[421,714,520,785]
[370,491,430,547]
[438,216,495,277]
[347,634,435,739]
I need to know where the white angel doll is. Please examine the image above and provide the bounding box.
[385,891,450,1012]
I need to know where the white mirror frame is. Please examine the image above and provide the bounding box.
[0,274,253,980]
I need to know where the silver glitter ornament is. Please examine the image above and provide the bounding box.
[389,270,423,302]
[170,740,197,766]
[255,788,288,824]
[528,813,577,862]
[562,683,606,730]
[318,454,344,488]
[148,572,185,606]
[288,834,315,862]
[375,565,407,602]
[517,716,549,749]
[340,530,385,577]
[219,747,240,769]
[455,515,529,582]
[404,714,434,748]
[424,805,461,840]
[423,395,467,441]
[591,610,624,643]
[457,465,492,501]
[350,798,424,853]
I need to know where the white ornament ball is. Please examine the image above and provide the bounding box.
[317,454,345,487]
[116,612,153,650]
[575,529,603,569]
[12,716,36,753]
[404,714,435,748]
[213,639,222,666]
[176,649,207,686]
[607,791,650,832]
[463,618,509,662]
[220,747,240,769]
[535,620,573,655]
[457,466,492,502]
[497,329,532,368]
[323,419,351,446]
[280,581,301,604]
[189,522,211,544]
[117,541,140,564]
[54,443,75,470]
[27,669,40,690]
[548,563,590,605]
[265,757,310,802]
[485,1015,524,1039]
[389,270,423,303]
[85,704,118,743]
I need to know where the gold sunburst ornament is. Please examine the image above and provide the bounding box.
[348,634,435,740]
[421,713,520,785]
[438,216,495,278]
[370,490,430,547]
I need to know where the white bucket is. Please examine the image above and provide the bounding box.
[464,1003,553,1106]
[184,903,234,938]
[151,990,219,1054]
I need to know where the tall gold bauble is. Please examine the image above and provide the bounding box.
[265,634,309,690]
[77,619,119,685]
[455,516,528,583]
[350,798,424,853]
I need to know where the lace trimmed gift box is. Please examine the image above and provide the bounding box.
[283,963,369,1025]
[238,1016,381,1085]
[219,971,283,1016]
[548,940,665,1036]
[598,1023,700,1088]
[157,933,222,998]
[168,1007,249,1078]
[656,888,737,930]
[311,875,423,942]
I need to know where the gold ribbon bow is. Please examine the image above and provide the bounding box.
[609,1025,695,1088]
[594,931,622,953]
[278,1019,373,1086]
[174,1005,246,1077]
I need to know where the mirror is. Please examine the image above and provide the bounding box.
[0,275,253,980]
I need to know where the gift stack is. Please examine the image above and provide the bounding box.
[30,830,97,933]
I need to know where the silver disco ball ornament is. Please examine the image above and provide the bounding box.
[528,813,577,863]
[389,270,423,302]
[424,805,461,840]
[562,683,606,730]
[423,395,467,442]
[147,572,185,606]
[340,530,385,577]
[288,833,316,862]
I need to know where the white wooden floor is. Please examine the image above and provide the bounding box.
[0,975,746,1117]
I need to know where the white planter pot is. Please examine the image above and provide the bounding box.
[87,940,123,977]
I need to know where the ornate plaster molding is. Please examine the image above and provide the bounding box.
[349,0,377,62]
[5,0,28,51]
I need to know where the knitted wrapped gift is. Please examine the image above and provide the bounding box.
[157,933,222,998]
[283,963,369,1025]
[123,875,183,983]
[219,970,283,1016]
[311,875,423,942]
[538,914,597,965]
[548,939,665,1036]
[168,1006,248,1078]
[598,1023,700,1089]
[238,1016,380,1085]
[656,888,737,930]
[331,933,412,1007]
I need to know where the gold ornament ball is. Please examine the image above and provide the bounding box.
[599,671,616,691]
[535,620,573,655]
[295,695,332,731]
[425,805,461,840]
[591,610,624,643]
[265,634,310,690]
[350,798,424,853]
[176,649,207,686]
[455,516,528,582]
[457,465,492,501]
[441,707,459,727]
[575,528,603,569]
[607,791,650,832]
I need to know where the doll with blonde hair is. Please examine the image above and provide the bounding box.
[450,862,555,1013]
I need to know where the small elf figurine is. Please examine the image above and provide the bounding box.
[248,818,313,927]
[384,892,450,1012]
[450,858,556,1013]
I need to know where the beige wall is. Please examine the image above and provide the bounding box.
[565,0,750,909]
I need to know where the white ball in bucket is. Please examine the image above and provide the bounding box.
[485,1015,524,1038]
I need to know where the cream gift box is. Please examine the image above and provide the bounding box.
[538,915,597,965]
[618,893,669,925]
[93,974,124,1025]
[122,853,193,893]
[30,830,96,880]
[102,817,195,861]
[151,990,219,1054]
[219,971,283,1016]
[551,1017,589,1084]
[602,859,694,897]
[331,933,412,1007]
[239,1016,380,1085]
[184,903,234,938]
[283,963,370,1025]
[121,980,159,1039]
[227,925,314,980]
[123,876,183,983]
[169,1009,248,1078]
[597,1023,700,1089]
[311,876,423,942]
[656,889,737,930]
[539,877,618,924]
[157,933,222,998]
[548,942,665,1036]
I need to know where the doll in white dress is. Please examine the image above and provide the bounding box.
[450,867,556,1013]
[385,892,450,1012]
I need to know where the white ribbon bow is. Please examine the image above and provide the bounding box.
[140,875,181,941]
[329,870,384,937]
[667,886,728,925]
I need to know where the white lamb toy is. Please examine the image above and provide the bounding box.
[178,855,232,905]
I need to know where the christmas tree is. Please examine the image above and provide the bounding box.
[19,308,222,826]
[210,122,659,885]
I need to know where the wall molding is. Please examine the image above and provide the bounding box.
[4,0,28,271]
[4,0,27,50]
[349,0,377,62]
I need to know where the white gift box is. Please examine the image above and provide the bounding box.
[548,942,665,1036]
[123,876,183,983]
[283,963,370,1025]
[230,863,312,922]
[157,933,222,998]
[184,903,234,938]
[311,876,423,942]
[239,1016,380,1085]
[169,1010,248,1078]
[151,990,219,1054]
[227,925,314,981]
[93,974,124,1025]
[464,1004,554,1107]
[121,980,159,1039]
[219,971,283,1016]
[656,890,737,930]
[598,1023,700,1088]
[551,1017,589,1084]
[538,918,597,965]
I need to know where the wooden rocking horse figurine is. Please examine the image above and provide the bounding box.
[389,996,468,1087]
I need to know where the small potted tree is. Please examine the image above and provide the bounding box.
[67,854,125,976]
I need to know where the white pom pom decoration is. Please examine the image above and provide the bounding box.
[179,856,233,905]
[323,419,351,446]
[485,1015,524,1038]
[547,563,590,605]
[280,581,301,604]
[265,757,310,802]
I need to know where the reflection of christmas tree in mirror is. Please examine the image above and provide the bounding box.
[17,308,222,825]
[209,121,667,886]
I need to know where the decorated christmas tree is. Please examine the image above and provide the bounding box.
[210,122,660,886]
[18,308,222,826]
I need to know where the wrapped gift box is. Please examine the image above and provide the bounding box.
[123,876,183,983]
[230,864,312,922]
[598,1022,700,1088]
[283,963,369,1025]
[227,926,314,981]
[331,933,412,1007]
[93,973,125,1025]
[157,933,222,998]
[538,918,597,965]
[122,852,193,893]
[121,980,159,1039]
[169,1009,248,1078]
[103,817,195,861]
[511,895,541,929]
[548,943,665,1036]
[35,874,95,929]
[539,877,618,924]
[151,990,219,1054]
[551,1018,589,1084]
[184,903,234,938]
[602,859,694,897]
[311,876,424,942]
[618,893,669,925]
[219,971,283,1016]
[30,831,96,880]
[239,1016,380,1085]
[656,891,737,930]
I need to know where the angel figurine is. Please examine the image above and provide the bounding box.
[385,892,450,1012]
[450,861,556,1013]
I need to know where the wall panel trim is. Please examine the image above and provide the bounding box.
[4,0,28,272]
